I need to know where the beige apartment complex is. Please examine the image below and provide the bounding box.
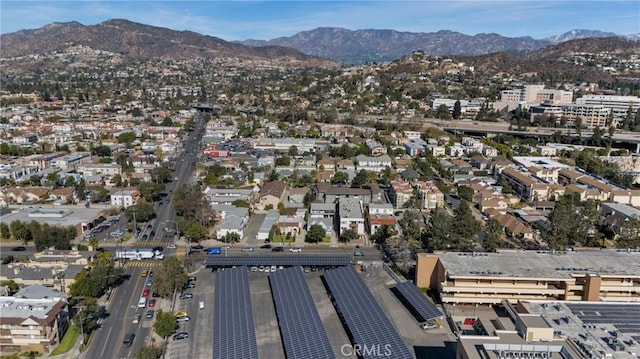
[416,250,640,305]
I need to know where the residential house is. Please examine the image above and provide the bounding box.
[317,158,336,172]
[336,159,356,172]
[109,189,140,208]
[369,213,398,235]
[76,163,121,177]
[277,215,305,236]
[307,217,333,237]
[256,181,286,210]
[310,202,336,218]
[203,187,254,206]
[51,152,91,170]
[365,140,387,156]
[601,202,640,235]
[368,203,394,216]
[256,210,279,241]
[338,197,365,237]
[355,154,392,173]
[469,155,490,171]
[486,210,534,240]
[314,183,372,204]
[288,187,309,207]
[49,188,76,204]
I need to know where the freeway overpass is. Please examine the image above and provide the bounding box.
[432,119,640,152]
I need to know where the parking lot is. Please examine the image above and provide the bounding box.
[163,265,454,359]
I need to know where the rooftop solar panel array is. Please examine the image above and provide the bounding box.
[270,267,335,359]
[566,303,640,334]
[323,266,414,359]
[205,255,351,267]
[213,266,258,359]
[393,281,443,322]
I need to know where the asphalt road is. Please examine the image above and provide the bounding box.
[0,244,37,260]
[84,113,207,358]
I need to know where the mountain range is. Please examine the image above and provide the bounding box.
[240,28,639,63]
[1,19,638,65]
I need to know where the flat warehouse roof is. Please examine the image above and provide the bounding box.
[205,255,351,267]
[435,250,640,279]
[323,266,414,359]
[213,266,258,359]
[270,267,335,359]
[393,282,443,322]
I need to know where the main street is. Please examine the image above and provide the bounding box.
[83,112,207,359]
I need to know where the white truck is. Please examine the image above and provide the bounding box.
[115,248,164,261]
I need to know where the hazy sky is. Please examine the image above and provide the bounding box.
[2,1,639,41]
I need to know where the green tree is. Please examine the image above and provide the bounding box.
[425,208,453,250]
[453,100,462,120]
[331,171,349,185]
[137,181,166,202]
[150,167,172,184]
[339,228,359,243]
[0,222,10,239]
[134,345,162,359]
[231,199,250,208]
[352,170,374,187]
[185,222,208,242]
[153,310,178,338]
[457,185,474,202]
[125,202,155,223]
[483,219,503,252]
[371,225,395,245]
[436,104,451,120]
[275,156,291,166]
[223,231,241,243]
[305,224,326,244]
[450,200,480,251]
[117,132,136,144]
[288,146,298,156]
[152,257,188,299]
[1,279,19,294]
[10,221,32,244]
[268,224,277,242]
[616,216,640,249]
[542,196,579,250]
[399,210,422,242]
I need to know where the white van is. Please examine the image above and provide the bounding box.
[138,297,147,308]
[199,301,205,310]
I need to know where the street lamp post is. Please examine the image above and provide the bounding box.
[78,316,93,346]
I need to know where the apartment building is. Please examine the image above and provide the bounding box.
[365,139,387,156]
[76,163,122,177]
[498,167,540,201]
[338,197,365,237]
[109,189,140,208]
[389,180,414,209]
[0,293,69,353]
[415,180,444,209]
[416,250,640,305]
[355,154,392,173]
[576,95,640,116]
[50,152,91,170]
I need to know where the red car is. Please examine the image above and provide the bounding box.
[148,299,156,308]
[142,289,150,297]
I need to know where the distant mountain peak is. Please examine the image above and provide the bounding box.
[545,29,618,44]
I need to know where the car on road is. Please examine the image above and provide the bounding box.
[152,246,163,252]
[148,299,156,308]
[176,316,190,322]
[172,332,189,340]
[354,251,365,257]
[146,310,155,319]
[133,314,141,324]
[11,246,26,251]
[191,244,204,250]
[142,234,148,240]
[141,269,149,277]
[142,289,150,297]
[272,247,284,252]
[241,247,254,252]
[180,293,193,300]
[145,279,153,287]
[289,247,302,253]
[260,244,272,249]
[166,244,176,249]
[188,276,196,282]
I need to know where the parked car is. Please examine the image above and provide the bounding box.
[188,276,197,282]
[141,269,149,278]
[148,299,156,308]
[260,244,272,249]
[184,282,195,289]
[172,332,189,340]
[133,314,141,324]
[354,251,365,257]
[289,247,302,253]
[272,247,284,252]
[176,316,190,322]
[180,293,193,300]
[176,311,189,318]
[191,244,204,250]
[146,310,155,319]
[167,244,176,249]
[11,246,26,251]
[142,289,150,297]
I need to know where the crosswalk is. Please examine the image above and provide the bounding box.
[176,246,186,260]
[125,260,162,268]
[135,240,172,247]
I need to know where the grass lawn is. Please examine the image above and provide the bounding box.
[274,235,296,244]
[50,323,79,356]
